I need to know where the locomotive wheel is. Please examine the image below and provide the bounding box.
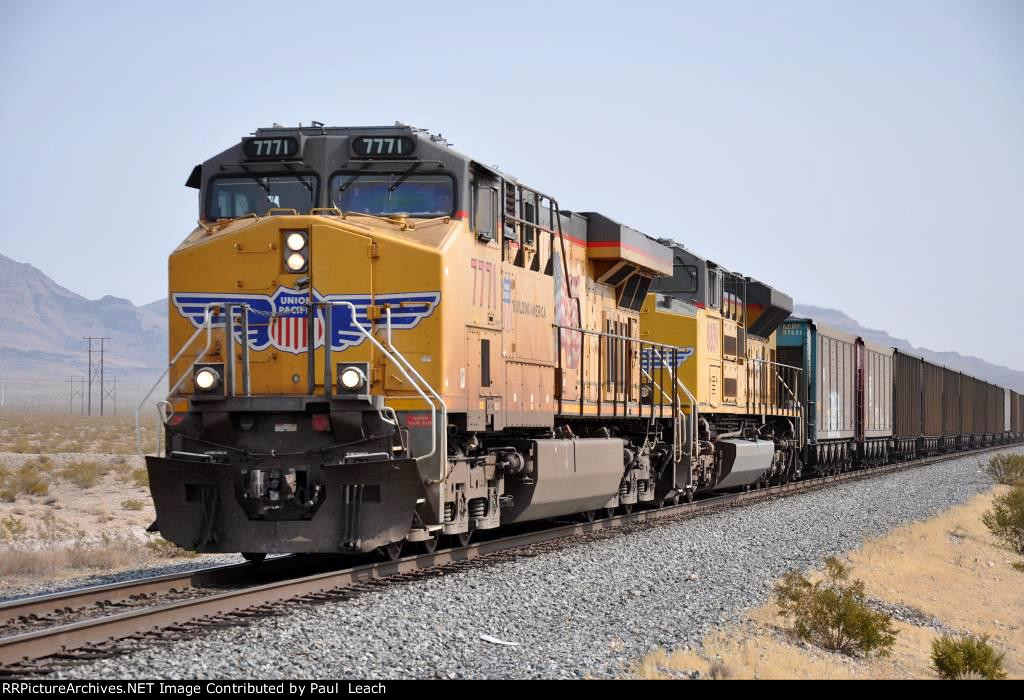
[378,540,404,561]
[685,489,694,504]
[581,510,597,523]
[420,536,438,554]
[241,552,267,564]
[605,508,617,519]
[621,503,633,515]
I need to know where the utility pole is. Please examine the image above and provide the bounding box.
[103,376,117,416]
[100,338,106,416]
[67,377,86,415]
[84,337,109,416]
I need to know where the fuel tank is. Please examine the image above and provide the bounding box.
[714,438,774,490]
[502,438,625,523]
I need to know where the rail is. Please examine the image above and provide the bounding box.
[5,441,1019,672]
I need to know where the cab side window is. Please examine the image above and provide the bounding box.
[471,175,497,241]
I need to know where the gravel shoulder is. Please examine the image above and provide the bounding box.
[635,484,1024,679]
[53,446,1023,680]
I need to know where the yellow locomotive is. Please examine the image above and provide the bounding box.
[146,123,803,559]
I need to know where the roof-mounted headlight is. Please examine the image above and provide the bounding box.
[282,230,309,272]
[285,252,307,271]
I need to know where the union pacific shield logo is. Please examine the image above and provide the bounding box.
[172,287,440,355]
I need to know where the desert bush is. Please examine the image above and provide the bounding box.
[774,556,898,657]
[121,498,145,511]
[0,549,66,577]
[10,437,35,454]
[985,454,1024,486]
[982,486,1024,554]
[707,659,733,680]
[145,535,199,559]
[0,515,28,544]
[66,545,136,571]
[0,463,50,501]
[58,460,106,489]
[930,634,1007,680]
[32,511,86,542]
[129,467,149,488]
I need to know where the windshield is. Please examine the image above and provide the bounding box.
[329,173,455,217]
[208,175,318,219]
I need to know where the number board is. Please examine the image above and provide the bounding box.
[352,135,415,158]
[243,137,300,159]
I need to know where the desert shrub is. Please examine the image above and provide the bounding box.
[707,659,733,680]
[58,460,106,489]
[774,556,898,657]
[930,634,1007,680]
[32,511,86,542]
[0,549,66,577]
[985,454,1024,486]
[982,486,1024,554]
[10,437,34,454]
[0,515,28,543]
[121,498,145,511]
[145,535,198,559]
[0,463,50,501]
[129,467,149,488]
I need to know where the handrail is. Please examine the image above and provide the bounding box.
[646,345,699,466]
[384,307,449,481]
[134,305,218,459]
[324,301,441,465]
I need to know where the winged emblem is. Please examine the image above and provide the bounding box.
[172,287,440,355]
[640,346,694,371]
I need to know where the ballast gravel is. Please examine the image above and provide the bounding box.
[53,447,1023,680]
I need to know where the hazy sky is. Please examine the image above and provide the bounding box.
[1,1,1021,369]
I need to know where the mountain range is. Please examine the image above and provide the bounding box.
[0,253,1021,410]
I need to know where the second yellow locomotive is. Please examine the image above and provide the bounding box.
[148,123,803,559]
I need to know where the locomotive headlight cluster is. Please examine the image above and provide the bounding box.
[282,230,308,272]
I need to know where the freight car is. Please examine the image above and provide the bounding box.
[776,319,857,473]
[139,122,1023,561]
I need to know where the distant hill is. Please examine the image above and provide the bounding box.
[794,304,1024,392]
[0,254,166,409]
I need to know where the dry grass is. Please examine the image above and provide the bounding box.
[0,412,159,455]
[144,536,199,559]
[635,486,1024,680]
[0,462,50,501]
[127,467,149,488]
[59,460,107,489]
[0,412,218,584]
[0,545,140,578]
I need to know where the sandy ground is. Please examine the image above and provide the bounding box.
[0,451,155,543]
[0,414,217,588]
[633,486,1024,679]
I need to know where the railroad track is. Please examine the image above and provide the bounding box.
[0,443,1016,676]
